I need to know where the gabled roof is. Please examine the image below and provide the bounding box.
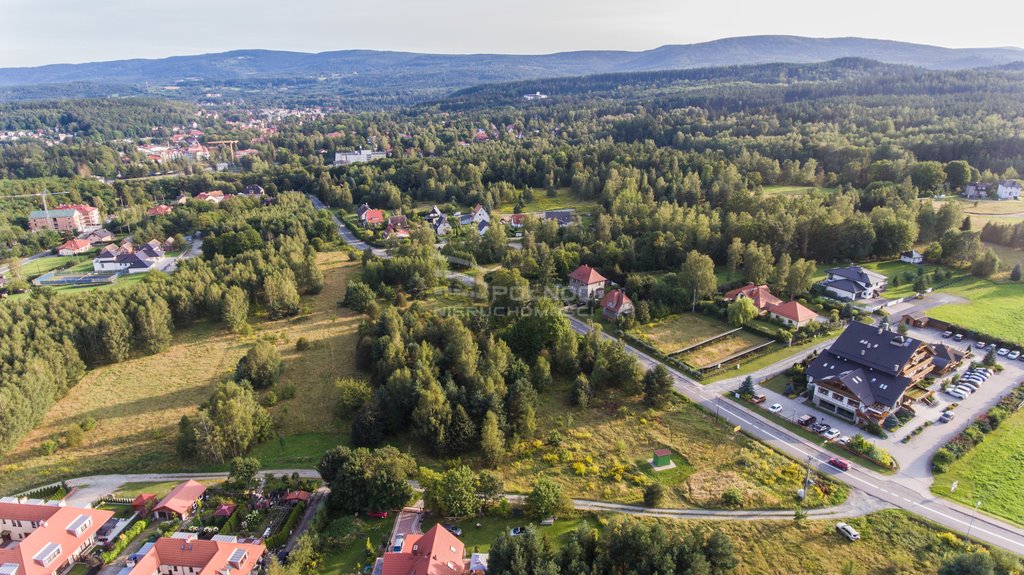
[363,209,385,223]
[1000,180,1022,189]
[901,250,922,259]
[768,301,818,323]
[380,525,464,575]
[0,502,113,575]
[599,289,633,313]
[723,284,782,311]
[820,278,865,295]
[212,504,236,518]
[128,536,264,575]
[147,205,174,216]
[568,264,606,285]
[153,480,206,516]
[58,239,92,252]
[282,491,311,503]
[826,266,886,286]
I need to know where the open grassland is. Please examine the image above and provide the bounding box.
[677,331,770,369]
[496,382,847,510]
[761,185,835,197]
[493,187,601,216]
[0,252,361,494]
[114,479,221,499]
[928,277,1024,345]
[631,313,734,355]
[933,405,1024,525]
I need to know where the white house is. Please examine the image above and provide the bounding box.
[334,150,386,166]
[900,250,924,264]
[458,204,490,226]
[997,180,1022,200]
[568,264,607,301]
[819,266,887,301]
[432,214,452,236]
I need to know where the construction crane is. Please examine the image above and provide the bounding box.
[0,189,70,230]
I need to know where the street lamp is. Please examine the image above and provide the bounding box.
[966,500,982,540]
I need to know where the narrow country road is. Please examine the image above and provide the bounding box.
[565,315,1024,555]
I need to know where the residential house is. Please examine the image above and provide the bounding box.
[505,214,528,229]
[0,499,113,575]
[767,301,820,328]
[568,265,607,301]
[805,322,936,424]
[476,220,490,236]
[56,239,92,256]
[126,535,264,575]
[380,524,464,575]
[334,150,386,165]
[27,209,85,233]
[432,214,452,237]
[963,182,993,199]
[382,224,410,240]
[55,204,100,227]
[599,289,634,320]
[78,228,114,244]
[424,206,444,223]
[819,266,887,301]
[458,205,490,226]
[241,184,265,196]
[900,250,923,264]
[387,215,409,229]
[900,311,928,328]
[722,284,783,314]
[361,209,384,227]
[997,180,1022,200]
[151,480,207,521]
[930,343,968,375]
[543,210,574,227]
[94,244,164,274]
[194,191,225,204]
[355,203,372,219]
[146,205,173,217]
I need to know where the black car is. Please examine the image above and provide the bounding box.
[443,524,463,537]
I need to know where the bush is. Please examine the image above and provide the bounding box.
[80,417,97,432]
[39,439,58,456]
[235,340,282,390]
[265,502,306,548]
[721,488,743,507]
[335,378,372,416]
[295,337,312,351]
[101,520,148,563]
[276,382,297,401]
[932,448,955,473]
[643,483,664,508]
[863,421,888,439]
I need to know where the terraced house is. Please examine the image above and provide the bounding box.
[805,321,935,424]
[0,500,113,575]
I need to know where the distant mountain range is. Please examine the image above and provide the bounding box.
[0,36,1021,105]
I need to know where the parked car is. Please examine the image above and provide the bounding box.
[961,373,985,382]
[998,347,1010,356]
[975,341,987,349]
[796,414,817,427]
[958,381,979,393]
[836,522,861,541]
[823,428,841,441]
[367,511,389,519]
[827,457,850,471]
[939,411,956,423]
[986,343,997,352]
[751,394,767,404]
[1008,350,1021,360]
[443,524,463,537]
[811,422,830,434]
[392,534,405,552]
[837,436,852,446]
[953,385,975,396]
[954,333,965,341]
[510,527,526,537]
[947,388,968,400]
[767,403,783,414]
[942,330,953,338]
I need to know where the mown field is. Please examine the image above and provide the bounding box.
[761,185,835,197]
[630,313,735,355]
[492,187,602,216]
[0,252,361,494]
[932,403,1024,525]
[677,331,771,369]
[928,277,1024,346]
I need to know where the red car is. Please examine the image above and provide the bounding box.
[366,511,389,519]
[827,457,850,471]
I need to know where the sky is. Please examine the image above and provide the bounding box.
[3,0,1024,68]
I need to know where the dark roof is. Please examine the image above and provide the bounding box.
[544,210,574,225]
[821,278,864,294]
[118,253,152,269]
[827,266,886,286]
[806,322,926,408]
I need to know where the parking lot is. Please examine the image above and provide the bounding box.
[753,324,1024,479]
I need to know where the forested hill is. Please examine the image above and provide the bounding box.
[0,36,1021,106]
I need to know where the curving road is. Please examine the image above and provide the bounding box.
[565,315,1024,554]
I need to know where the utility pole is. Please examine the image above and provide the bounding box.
[966,500,981,540]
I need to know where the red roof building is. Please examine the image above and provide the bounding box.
[722,284,783,313]
[146,205,173,217]
[362,209,385,227]
[598,289,634,320]
[507,214,528,228]
[131,494,157,514]
[282,491,311,503]
[57,239,92,256]
[127,535,264,575]
[212,504,236,518]
[55,204,101,226]
[0,500,113,575]
[567,265,607,301]
[380,525,464,575]
[767,301,820,328]
[152,480,207,520]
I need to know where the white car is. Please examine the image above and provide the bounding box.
[1008,351,1021,360]
[837,436,852,446]
[823,428,841,441]
[958,381,979,393]
[835,522,861,541]
[953,385,975,396]
[998,347,1010,356]
[767,403,783,414]
[947,389,968,400]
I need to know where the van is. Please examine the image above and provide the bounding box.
[796,414,817,427]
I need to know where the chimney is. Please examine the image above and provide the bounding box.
[861,349,865,356]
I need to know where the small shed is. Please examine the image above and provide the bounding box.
[652,449,672,468]
[901,311,928,328]
[131,493,157,514]
[212,503,236,518]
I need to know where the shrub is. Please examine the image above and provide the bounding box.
[80,417,97,432]
[643,483,665,508]
[101,520,148,563]
[335,378,372,416]
[295,337,312,351]
[721,488,743,507]
[276,382,297,400]
[932,448,955,473]
[39,439,57,456]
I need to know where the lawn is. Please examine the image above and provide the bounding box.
[419,514,593,554]
[16,255,82,279]
[927,276,1024,345]
[493,187,602,216]
[933,403,1024,525]
[761,185,835,197]
[701,330,836,384]
[677,331,771,369]
[317,515,395,575]
[495,381,847,511]
[0,252,361,495]
[97,502,137,518]
[630,313,735,355]
[856,260,963,300]
[113,480,222,499]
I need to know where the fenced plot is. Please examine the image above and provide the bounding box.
[633,314,736,355]
[33,270,120,286]
[676,331,773,370]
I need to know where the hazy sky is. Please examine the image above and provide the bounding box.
[3,0,1023,67]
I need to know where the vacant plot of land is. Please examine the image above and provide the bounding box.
[928,277,1024,345]
[933,405,1024,525]
[677,331,771,369]
[0,252,361,495]
[496,382,846,510]
[632,314,734,355]
[493,187,602,216]
[762,185,835,197]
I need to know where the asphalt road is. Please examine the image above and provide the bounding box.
[0,249,50,277]
[565,315,1024,555]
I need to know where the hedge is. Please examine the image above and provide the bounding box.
[932,382,1024,473]
[101,520,148,563]
[265,501,306,548]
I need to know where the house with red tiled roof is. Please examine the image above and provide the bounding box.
[382,224,410,240]
[599,289,634,320]
[380,525,464,575]
[282,491,311,504]
[505,214,528,229]
[0,500,113,575]
[362,209,385,227]
[722,284,783,314]
[567,265,606,301]
[766,300,820,328]
[194,191,225,204]
[127,535,264,575]
[56,239,92,256]
[152,480,206,520]
[146,205,173,217]
[131,494,157,515]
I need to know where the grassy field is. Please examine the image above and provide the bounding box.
[677,331,771,369]
[493,187,602,216]
[496,382,847,510]
[318,515,394,575]
[762,185,835,197]
[928,276,1024,345]
[0,252,361,495]
[16,254,87,278]
[702,331,835,384]
[933,404,1024,525]
[420,514,589,554]
[631,313,735,355]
